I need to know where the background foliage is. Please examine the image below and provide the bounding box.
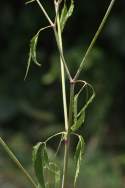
[0,0,125,187]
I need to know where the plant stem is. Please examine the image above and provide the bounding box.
[68,83,75,129]
[36,0,72,80]
[56,11,69,133]
[36,0,54,26]
[61,83,75,188]
[54,29,72,81]
[0,137,37,188]
[74,0,116,80]
[54,5,74,188]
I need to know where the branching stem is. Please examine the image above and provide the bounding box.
[36,0,54,26]
[74,0,116,80]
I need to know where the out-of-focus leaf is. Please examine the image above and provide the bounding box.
[20,100,55,122]
[41,56,59,85]
[0,98,18,122]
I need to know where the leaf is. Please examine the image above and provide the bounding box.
[31,34,41,66]
[32,142,46,188]
[43,147,49,167]
[74,135,84,188]
[71,83,95,132]
[24,32,41,80]
[25,26,51,80]
[78,84,95,116]
[60,0,74,32]
[41,57,59,85]
[48,162,61,188]
[72,110,85,132]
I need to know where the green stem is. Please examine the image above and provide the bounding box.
[36,0,72,80]
[53,28,72,81]
[61,83,75,188]
[0,137,37,188]
[54,5,73,188]
[56,12,69,133]
[36,0,54,26]
[68,83,75,130]
[74,0,116,80]
[61,134,69,188]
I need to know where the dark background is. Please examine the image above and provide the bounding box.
[0,0,125,187]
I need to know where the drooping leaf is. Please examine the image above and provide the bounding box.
[32,142,46,188]
[60,0,74,32]
[41,56,59,85]
[24,32,41,80]
[30,34,41,66]
[25,26,51,79]
[78,84,95,116]
[71,82,95,132]
[74,135,84,188]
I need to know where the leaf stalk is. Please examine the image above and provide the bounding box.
[0,137,37,188]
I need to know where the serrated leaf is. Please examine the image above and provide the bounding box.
[32,142,46,188]
[60,0,74,32]
[74,135,84,188]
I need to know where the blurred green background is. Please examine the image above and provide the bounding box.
[0,0,125,187]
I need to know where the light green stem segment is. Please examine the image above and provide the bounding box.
[0,137,37,188]
[35,0,54,26]
[61,83,75,188]
[56,9,70,188]
[74,0,116,80]
[56,14,69,133]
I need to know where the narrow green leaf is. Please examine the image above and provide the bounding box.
[71,83,95,132]
[78,84,95,116]
[24,32,41,80]
[32,142,46,188]
[60,3,67,31]
[60,0,74,32]
[31,34,41,66]
[74,135,84,188]
[72,111,85,132]
[25,25,52,80]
